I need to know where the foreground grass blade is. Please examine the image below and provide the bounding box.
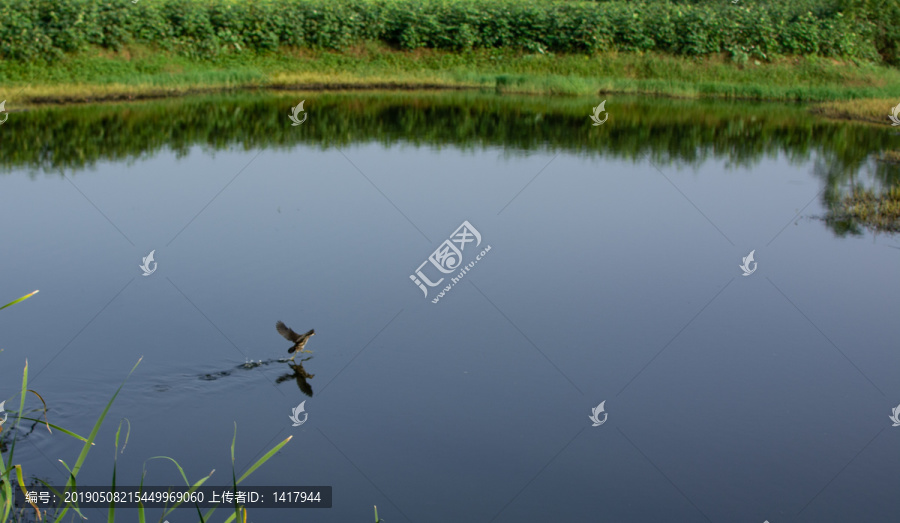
[3,360,31,471]
[1,360,35,520]
[136,465,146,523]
[15,464,42,521]
[109,419,131,523]
[54,357,143,522]
[202,431,292,522]
[148,455,214,519]
[232,423,241,521]
[236,435,292,484]
[55,459,87,520]
[0,466,9,523]
[147,456,192,486]
[18,418,93,444]
[0,290,39,311]
[26,390,51,433]
[1,290,37,519]
[34,481,84,521]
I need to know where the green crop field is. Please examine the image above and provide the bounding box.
[0,0,897,108]
[0,0,896,64]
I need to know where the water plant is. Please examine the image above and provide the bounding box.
[825,184,900,233]
[1,290,291,522]
[2,358,293,522]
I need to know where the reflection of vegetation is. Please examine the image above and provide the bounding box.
[2,90,898,235]
[879,150,900,165]
[813,137,900,234]
[0,90,885,172]
[825,185,900,234]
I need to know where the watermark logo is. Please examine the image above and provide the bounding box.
[409,221,491,303]
[289,100,308,126]
[0,100,7,125]
[740,249,757,276]
[589,401,608,426]
[0,401,7,432]
[890,404,900,427]
[589,101,608,126]
[289,401,308,426]
[140,250,157,276]
[889,103,900,126]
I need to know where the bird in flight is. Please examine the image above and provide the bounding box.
[276,321,315,360]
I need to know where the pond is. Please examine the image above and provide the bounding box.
[1,91,898,523]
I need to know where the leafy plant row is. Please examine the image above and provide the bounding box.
[0,0,894,63]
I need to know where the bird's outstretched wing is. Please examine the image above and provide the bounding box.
[276,321,302,342]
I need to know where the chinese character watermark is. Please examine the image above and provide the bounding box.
[409,221,491,303]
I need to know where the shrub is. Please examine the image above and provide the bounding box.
[0,0,887,64]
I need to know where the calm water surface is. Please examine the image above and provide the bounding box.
[1,92,898,523]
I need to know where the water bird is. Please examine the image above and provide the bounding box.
[276,321,315,359]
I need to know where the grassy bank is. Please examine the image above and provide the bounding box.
[811,97,900,124]
[3,43,900,112]
[1,0,899,120]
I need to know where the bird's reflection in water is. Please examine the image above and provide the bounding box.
[275,356,315,397]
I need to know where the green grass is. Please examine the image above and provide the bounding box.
[1,0,897,112]
[1,354,293,522]
[1,290,293,522]
[3,43,900,107]
[811,97,900,124]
